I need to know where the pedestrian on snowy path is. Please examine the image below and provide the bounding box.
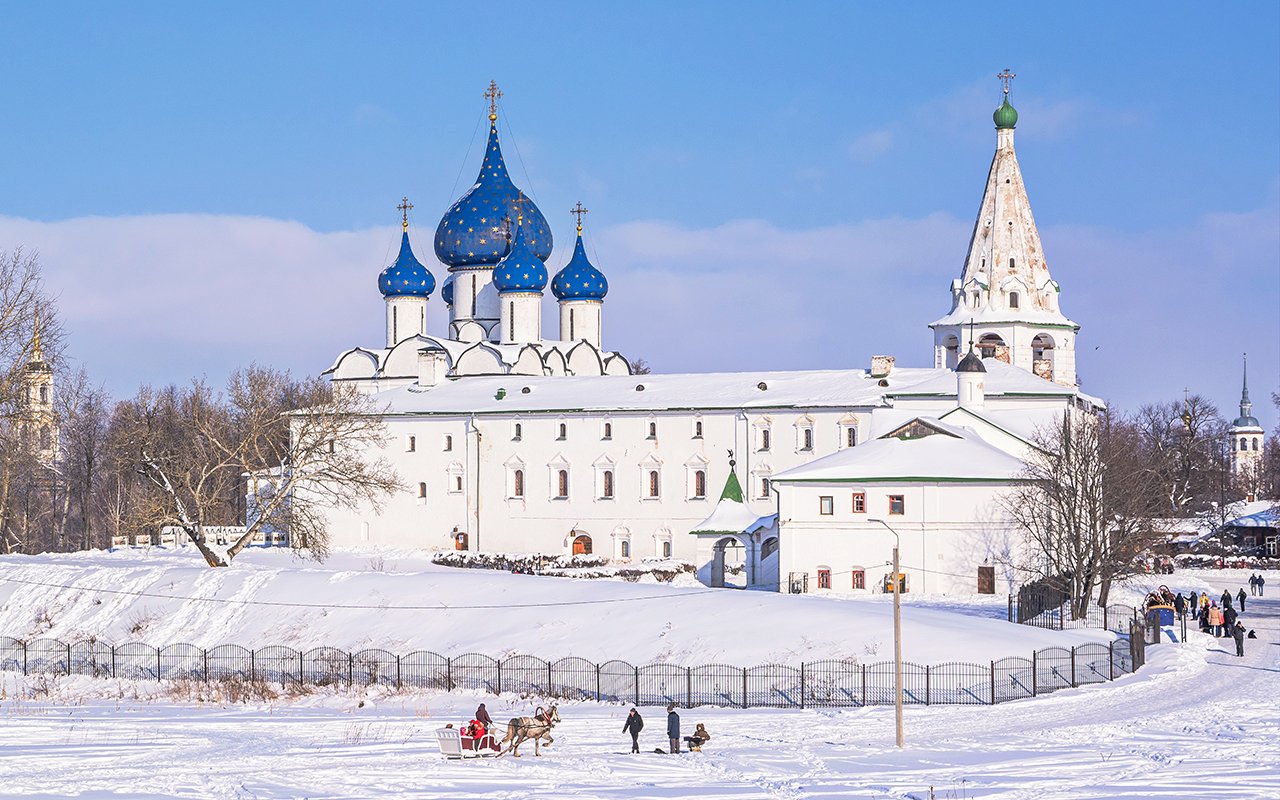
[1209,603,1225,637]
[1259,575,1266,596]
[666,704,681,754]
[1237,588,1247,612]
[1250,574,1258,596]
[475,703,493,728]
[1232,621,1246,657]
[1198,604,1210,633]
[1174,593,1186,618]
[1221,590,1233,611]
[1223,604,1238,631]
[622,708,644,754]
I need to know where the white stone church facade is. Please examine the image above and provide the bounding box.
[312,81,1102,595]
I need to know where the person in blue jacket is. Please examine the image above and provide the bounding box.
[666,704,681,754]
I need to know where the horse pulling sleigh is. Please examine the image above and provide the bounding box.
[435,705,562,760]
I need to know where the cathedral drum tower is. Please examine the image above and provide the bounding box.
[930,71,1080,386]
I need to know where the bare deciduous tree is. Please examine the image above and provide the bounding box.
[126,365,401,567]
[1000,409,1165,617]
[1134,395,1228,516]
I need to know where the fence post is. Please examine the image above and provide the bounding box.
[204,648,209,682]
[547,660,553,695]
[445,656,452,690]
[925,665,931,705]
[742,667,748,709]
[496,660,502,695]
[1103,605,1108,632]
[595,663,601,702]
[299,651,304,688]
[990,661,996,704]
[633,666,639,707]
[799,663,806,709]
[396,655,402,690]
[111,644,116,679]
[250,650,256,683]
[22,641,27,676]
[347,652,353,686]
[685,667,692,707]
[1058,603,1064,631]
[1070,647,1077,688]
[1007,594,1013,623]
[156,646,162,681]
[1109,642,1115,681]
[1031,650,1037,696]
[861,663,867,707]
[66,641,72,676]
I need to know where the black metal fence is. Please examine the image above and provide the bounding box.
[1015,599,1140,635]
[0,634,1142,708]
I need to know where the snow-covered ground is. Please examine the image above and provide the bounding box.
[0,547,1111,665]
[0,552,1277,798]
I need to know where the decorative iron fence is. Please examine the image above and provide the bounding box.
[1015,599,1140,635]
[0,634,1143,708]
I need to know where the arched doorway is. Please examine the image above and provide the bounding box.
[572,533,592,555]
[711,536,747,589]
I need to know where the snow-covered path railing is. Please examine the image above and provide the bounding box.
[0,635,1142,708]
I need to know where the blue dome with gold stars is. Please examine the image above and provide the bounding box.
[441,274,454,306]
[435,120,552,269]
[378,232,435,298]
[551,230,608,301]
[492,220,547,294]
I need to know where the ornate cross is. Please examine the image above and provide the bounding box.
[397,197,413,231]
[570,201,589,231]
[484,80,503,117]
[998,68,1016,95]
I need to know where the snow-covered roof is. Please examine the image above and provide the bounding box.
[1224,502,1279,529]
[930,305,1079,330]
[690,473,775,537]
[771,418,1026,483]
[367,360,1081,416]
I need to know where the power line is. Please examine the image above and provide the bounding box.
[0,574,723,612]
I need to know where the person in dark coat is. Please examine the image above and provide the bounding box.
[683,723,711,752]
[666,704,681,754]
[1237,588,1247,612]
[1220,590,1233,611]
[475,703,493,727]
[1223,604,1238,631]
[1259,575,1266,596]
[1250,574,1258,596]
[622,708,644,754]
[1232,621,1246,657]
[1173,593,1186,618]
[1197,604,1210,633]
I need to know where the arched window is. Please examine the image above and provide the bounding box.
[557,470,569,498]
[513,469,525,497]
[662,541,672,558]
[443,435,452,451]
[572,534,592,555]
[602,422,612,440]
[694,470,707,498]
[648,421,657,439]
[557,422,567,440]
[846,427,857,448]
[1008,257,1015,270]
[39,385,48,403]
[802,428,814,451]
[407,436,416,452]
[512,423,522,441]
[602,470,615,498]
[648,470,660,498]
[760,429,771,452]
[417,482,427,498]
[1242,437,1248,451]
[620,540,630,558]
[852,569,866,590]
[1008,291,1019,309]
[694,420,703,438]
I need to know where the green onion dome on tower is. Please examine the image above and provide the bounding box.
[994,95,1018,130]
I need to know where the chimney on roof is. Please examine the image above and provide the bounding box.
[417,348,449,389]
[870,355,895,379]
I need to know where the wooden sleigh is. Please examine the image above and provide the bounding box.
[435,727,502,759]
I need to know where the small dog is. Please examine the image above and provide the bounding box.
[1247,629,1257,639]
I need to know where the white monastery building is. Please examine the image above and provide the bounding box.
[313,77,1105,595]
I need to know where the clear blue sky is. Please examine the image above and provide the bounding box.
[0,3,1277,424]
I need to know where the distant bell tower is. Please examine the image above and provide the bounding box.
[1228,354,1265,498]
[929,70,1081,386]
[24,310,57,463]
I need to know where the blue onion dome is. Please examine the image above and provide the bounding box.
[378,231,435,297]
[441,274,455,306]
[551,227,608,301]
[434,118,552,269]
[492,218,548,293]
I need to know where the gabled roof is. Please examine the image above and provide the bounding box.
[771,418,1026,484]
[690,472,775,537]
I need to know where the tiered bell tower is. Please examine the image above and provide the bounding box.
[24,311,57,464]
[930,70,1081,386]
[1228,355,1265,498]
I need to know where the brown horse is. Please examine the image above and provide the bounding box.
[498,704,561,757]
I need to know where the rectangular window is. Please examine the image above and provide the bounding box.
[693,420,703,439]
[662,541,672,558]
[759,429,771,452]
[817,569,831,590]
[601,470,614,499]
[647,421,657,439]
[556,469,569,499]
[852,570,865,590]
[453,475,463,492]
[846,427,857,448]
[889,495,905,515]
[406,435,416,452]
[442,435,452,451]
[852,492,866,513]
[758,477,770,499]
[802,428,813,451]
[557,423,567,441]
[819,496,834,515]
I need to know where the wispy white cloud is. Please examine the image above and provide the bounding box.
[0,205,1275,428]
[848,129,894,162]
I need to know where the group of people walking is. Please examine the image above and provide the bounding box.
[1248,574,1267,596]
[1170,587,1251,657]
[622,706,711,754]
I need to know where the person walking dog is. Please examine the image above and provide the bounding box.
[666,704,681,754]
[622,708,644,754]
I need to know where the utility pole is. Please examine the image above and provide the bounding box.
[870,518,904,747]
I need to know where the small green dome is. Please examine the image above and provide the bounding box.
[994,96,1018,129]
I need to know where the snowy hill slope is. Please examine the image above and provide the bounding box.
[0,547,1111,665]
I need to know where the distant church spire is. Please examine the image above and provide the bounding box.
[929,71,1080,386]
[1239,352,1252,417]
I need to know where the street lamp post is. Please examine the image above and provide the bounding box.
[868,517,904,748]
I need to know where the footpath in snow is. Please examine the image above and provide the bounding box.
[0,559,1277,798]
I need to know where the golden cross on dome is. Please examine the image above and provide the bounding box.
[997,68,1016,96]
[570,201,589,232]
[397,197,414,231]
[484,80,503,120]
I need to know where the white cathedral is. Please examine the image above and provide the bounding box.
[315,78,1108,596]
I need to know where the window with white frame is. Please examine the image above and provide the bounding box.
[692,416,703,439]
[555,469,570,499]
[646,417,658,440]
[662,541,672,558]
[601,420,612,440]
[595,457,616,500]
[557,421,567,441]
[513,469,525,498]
[417,482,427,499]
[845,426,858,448]
[796,417,815,452]
[442,434,453,451]
[406,435,416,452]
[819,495,834,515]
[693,469,707,499]
[620,540,630,559]
[889,494,905,515]
[757,426,771,452]
[647,469,661,498]
[512,422,522,441]
[756,475,771,499]
[852,491,866,513]
[446,463,464,494]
